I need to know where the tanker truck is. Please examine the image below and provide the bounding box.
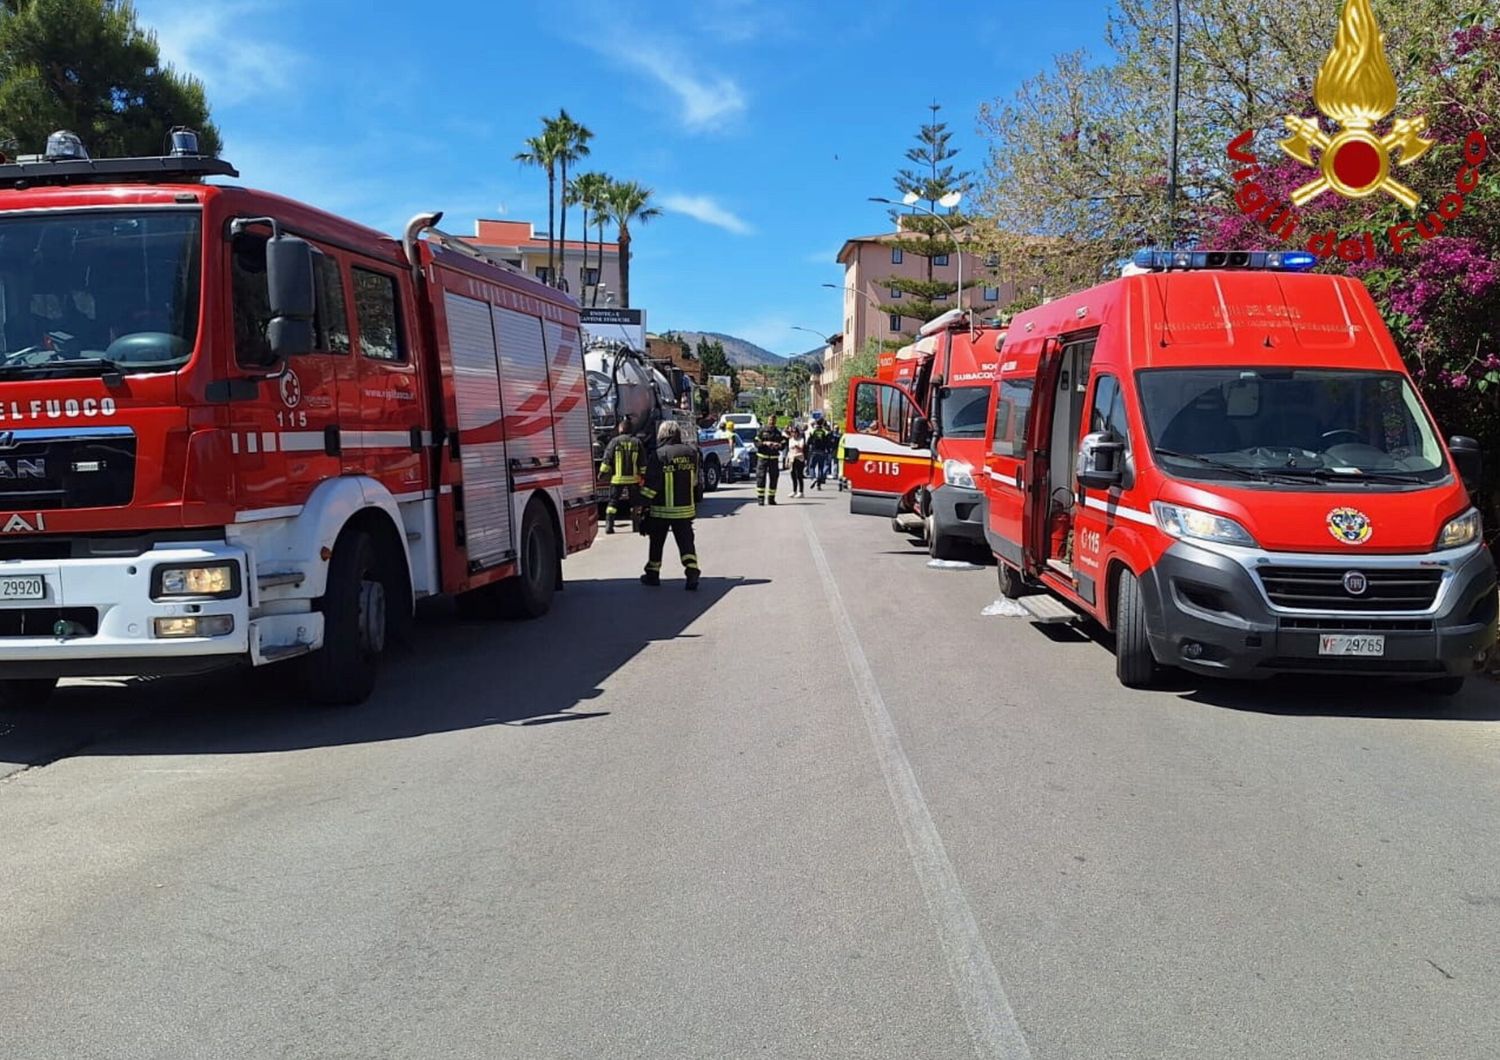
[584,340,724,509]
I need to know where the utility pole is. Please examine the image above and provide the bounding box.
[1167,0,1182,248]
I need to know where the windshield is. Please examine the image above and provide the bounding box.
[1138,367,1448,484]
[939,385,989,439]
[734,427,758,445]
[0,210,201,375]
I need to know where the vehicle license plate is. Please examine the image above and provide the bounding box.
[1318,634,1385,656]
[0,576,45,601]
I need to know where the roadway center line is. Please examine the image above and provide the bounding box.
[801,510,1033,1060]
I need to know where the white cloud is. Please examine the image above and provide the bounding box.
[662,194,754,235]
[590,37,746,132]
[693,0,784,43]
[138,0,301,104]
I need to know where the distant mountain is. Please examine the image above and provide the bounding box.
[667,331,786,368]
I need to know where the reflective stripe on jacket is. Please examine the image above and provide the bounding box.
[640,442,698,519]
[599,435,643,485]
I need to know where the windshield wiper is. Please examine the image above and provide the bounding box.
[0,357,125,380]
[1268,465,1426,485]
[1151,448,1273,480]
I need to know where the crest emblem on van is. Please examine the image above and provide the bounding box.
[1279,0,1433,207]
[1327,506,1373,545]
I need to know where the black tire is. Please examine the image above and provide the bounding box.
[703,458,721,492]
[927,514,962,560]
[1421,674,1466,696]
[497,500,558,620]
[998,563,1026,600]
[301,530,385,706]
[1114,568,1157,689]
[0,677,57,707]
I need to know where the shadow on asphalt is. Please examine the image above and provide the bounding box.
[1045,619,1500,720]
[0,573,767,767]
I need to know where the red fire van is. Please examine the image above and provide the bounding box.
[983,249,1497,693]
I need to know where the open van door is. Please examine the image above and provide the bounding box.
[842,376,933,517]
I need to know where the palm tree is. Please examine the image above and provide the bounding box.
[603,179,661,309]
[514,128,564,284]
[545,109,592,293]
[568,171,611,304]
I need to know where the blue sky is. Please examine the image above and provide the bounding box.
[136,0,1107,355]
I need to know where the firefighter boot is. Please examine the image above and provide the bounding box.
[640,571,661,587]
[605,517,616,535]
[685,569,700,592]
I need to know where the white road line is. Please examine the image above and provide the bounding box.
[801,509,1032,1060]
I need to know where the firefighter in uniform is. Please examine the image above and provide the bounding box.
[754,413,786,506]
[638,420,701,590]
[599,417,643,534]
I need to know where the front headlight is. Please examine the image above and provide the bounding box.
[943,459,976,489]
[1151,501,1257,547]
[152,562,241,600]
[1436,508,1481,550]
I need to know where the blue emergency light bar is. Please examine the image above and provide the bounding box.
[1132,248,1318,272]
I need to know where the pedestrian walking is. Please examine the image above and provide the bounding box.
[598,416,643,534]
[639,420,700,590]
[754,414,786,506]
[787,428,807,497]
[808,419,833,489]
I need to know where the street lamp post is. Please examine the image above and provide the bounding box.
[869,191,966,311]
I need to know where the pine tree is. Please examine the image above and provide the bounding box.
[877,103,972,345]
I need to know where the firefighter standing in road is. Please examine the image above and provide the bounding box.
[599,417,643,534]
[639,420,701,590]
[755,413,786,505]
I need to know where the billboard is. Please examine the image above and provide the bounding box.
[580,307,646,350]
[709,374,732,389]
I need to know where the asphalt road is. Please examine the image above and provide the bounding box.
[3,478,1499,1059]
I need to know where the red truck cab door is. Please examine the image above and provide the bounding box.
[842,376,933,517]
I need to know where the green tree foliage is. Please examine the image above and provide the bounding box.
[878,104,971,342]
[707,382,734,418]
[567,170,611,305]
[694,336,737,392]
[546,109,592,293]
[0,0,220,159]
[515,127,565,285]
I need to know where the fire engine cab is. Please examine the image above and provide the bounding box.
[983,249,1496,693]
[0,132,597,705]
[842,309,1001,558]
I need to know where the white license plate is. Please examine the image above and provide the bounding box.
[1318,634,1385,657]
[0,576,45,601]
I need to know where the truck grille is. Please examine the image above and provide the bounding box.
[0,429,135,511]
[0,607,98,638]
[1257,566,1442,612]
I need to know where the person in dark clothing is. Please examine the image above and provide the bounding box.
[754,414,786,506]
[639,420,701,590]
[807,421,834,489]
[598,417,643,534]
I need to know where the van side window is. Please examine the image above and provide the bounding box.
[991,376,1033,457]
[314,254,350,354]
[1089,374,1130,444]
[352,267,406,363]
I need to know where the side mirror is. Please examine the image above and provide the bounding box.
[1449,435,1482,493]
[265,234,314,362]
[1076,431,1125,489]
[911,416,933,449]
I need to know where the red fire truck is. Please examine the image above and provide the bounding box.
[982,249,1496,693]
[842,309,1001,558]
[0,133,597,705]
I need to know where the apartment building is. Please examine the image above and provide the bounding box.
[834,230,1019,354]
[461,220,622,303]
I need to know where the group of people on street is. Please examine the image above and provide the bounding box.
[597,410,847,589]
[599,418,700,590]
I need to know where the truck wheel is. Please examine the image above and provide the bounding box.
[1113,569,1157,689]
[703,458,721,492]
[1421,675,1466,696]
[497,500,558,620]
[998,563,1026,600]
[927,514,961,560]
[0,677,57,707]
[302,529,385,706]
